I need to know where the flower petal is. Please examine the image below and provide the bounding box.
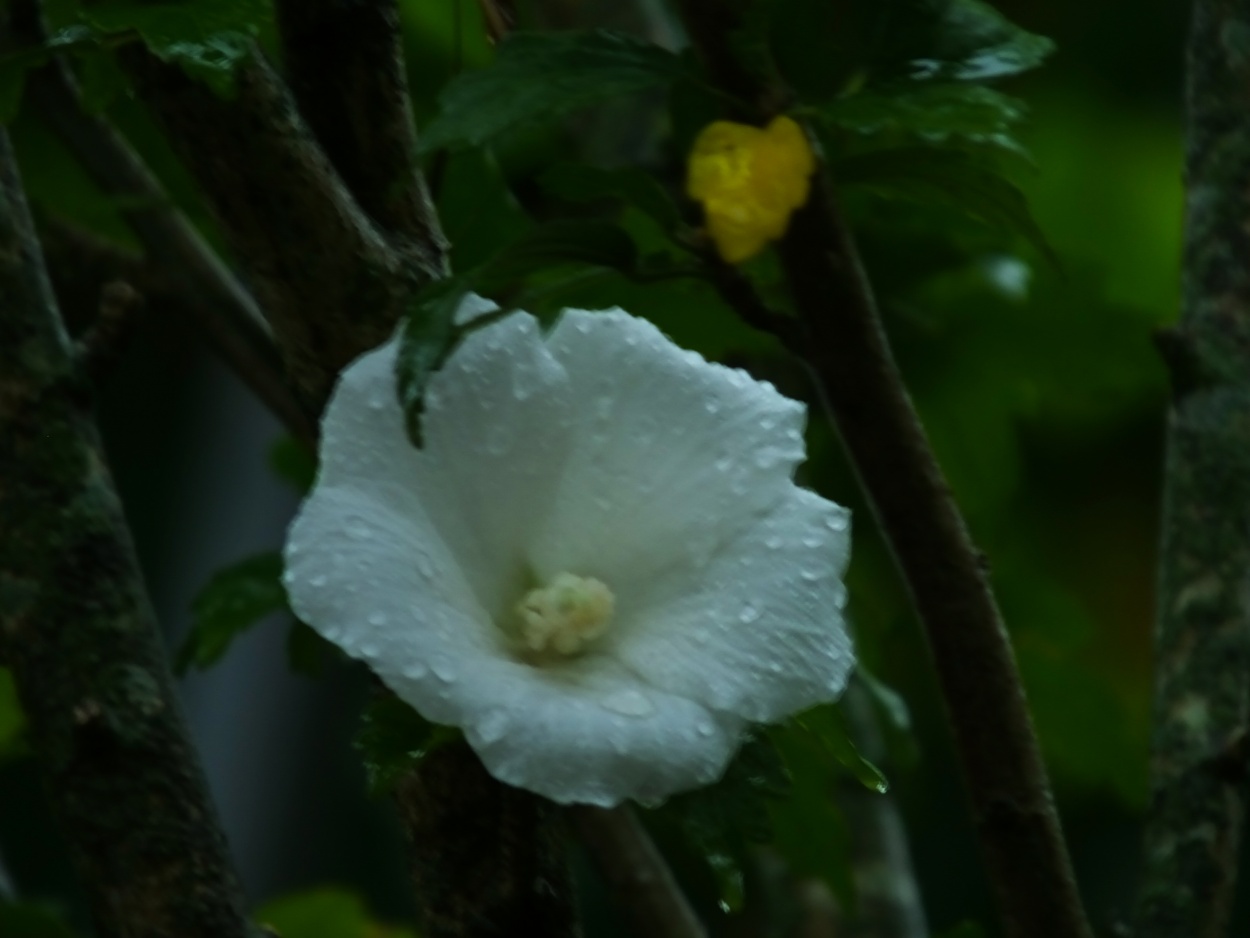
[448,654,744,806]
[530,308,808,598]
[416,311,575,618]
[610,486,854,722]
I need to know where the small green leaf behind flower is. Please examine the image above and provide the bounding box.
[176,551,288,674]
[257,887,415,938]
[418,30,689,154]
[0,901,77,938]
[353,695,459,798]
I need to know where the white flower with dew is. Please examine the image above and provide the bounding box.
[283,300,854,806]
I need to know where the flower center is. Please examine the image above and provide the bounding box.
[516,572,615,656]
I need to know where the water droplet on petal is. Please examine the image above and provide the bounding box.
[432,659,457,683]
[602,688,654,717]
[310,574,328,588]
[802,534,823,549]
[739,603,761,624]
[361,643,379,658]
[477,709,509,744]
[800,568,822,582]
[696,719,715,737]
[692,627,711,645]
[368,397,386,412]
[769,661,784,674]
[714,456,733,473]
[401,662,427,680]
[764,535,784,550]
[705,399,721,415]
[825,513,849,532]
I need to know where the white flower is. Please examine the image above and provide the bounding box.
[283,302,854,806]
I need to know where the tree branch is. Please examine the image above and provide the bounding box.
[117,45,419,409]
[7,0,315,446]
[1133,3,1250,935]
[393,741,579,938]
[273,0,449,264]
[569,804,707,938]
[668,4,1091,937]
[0,127,253,938]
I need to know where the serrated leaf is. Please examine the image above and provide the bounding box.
[835,146,1055,264]
[354,695,458,797]
[795,704,889,793]
[269,434,317,494]
[539,163,681,231]
[816,84,1032,163]
[257,887,415,938]
[82,0,271,96]
[419,29,688,153]
[177,551,287,674]
[915,0,1055,82]
[0,902,76,938]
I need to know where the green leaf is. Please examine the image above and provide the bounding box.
[354,695,458,797]
[285,621,338,677]
[653,730,790,910]
[177,551,288,674]
[0,667,27,760]
[0,61,25,125]
[78,50,129,114]
[0,902,77,938]
[815,84,1032,163]
[856,667,912,733]
[395,278,470,448]
[478,219,638,291]
[539,162,681,231]
[419,29,688,153]
[269,435,317,494]
[835,146,1055,264]
[794,704,890,793]
[82,0,271,96]
[916,0,1055,82]
[257,887,415,938]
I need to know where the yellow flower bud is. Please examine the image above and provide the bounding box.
[686,115,817,263]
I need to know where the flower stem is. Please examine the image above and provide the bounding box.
[569,804,707,938]
[669,3,1092,936]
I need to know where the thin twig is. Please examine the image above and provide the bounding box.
[0,126,253,938]
[274,0,449,266]
[11,38,316,445]
[668,3,1091,937]
[1132,3,1250,936]
[117,43,422,409]
[569,804,707,938]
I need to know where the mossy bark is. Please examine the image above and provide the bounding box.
[0,132,252,937]
[1134,4,1250,936]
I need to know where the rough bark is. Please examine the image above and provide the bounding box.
[274,0,448,263]
[569,805,706,938]
[1133,3,1250,935]
[670,3,1091,937]
[393,741,580,938]
[118,46,416,410]
[0,129,252,938]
